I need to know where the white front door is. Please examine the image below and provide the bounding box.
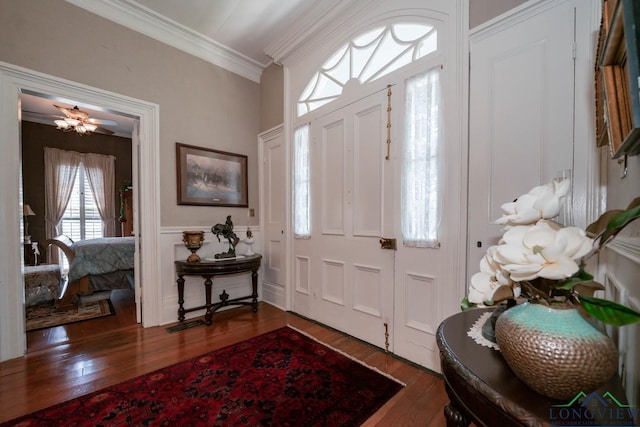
[305,88,395,349]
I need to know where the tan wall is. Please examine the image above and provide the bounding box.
[260,63,284,132]
[0,0,260,229]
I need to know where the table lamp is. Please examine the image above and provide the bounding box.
[23,204,36,244]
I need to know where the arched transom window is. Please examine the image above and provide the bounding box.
[297,23,437,117]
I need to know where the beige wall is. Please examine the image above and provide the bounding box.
[260,63,284,132]
[0,0,260,228]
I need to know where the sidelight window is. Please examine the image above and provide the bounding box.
[401,66,442,247]
[293,124,311,238]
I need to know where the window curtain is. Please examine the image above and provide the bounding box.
[293,124,311,238]
[83,152,117,237]
[44,147,81,263]
[401,66,442,247]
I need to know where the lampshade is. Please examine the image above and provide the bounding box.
[23,204,36,216]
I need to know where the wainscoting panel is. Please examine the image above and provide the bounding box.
[321,258,345,306]
[404,272,437,336]
[353,263,382,317]
[604,237,640,407]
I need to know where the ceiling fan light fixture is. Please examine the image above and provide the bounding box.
[49,104,116,135]
[54,119,69,129]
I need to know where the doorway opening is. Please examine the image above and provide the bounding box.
[20,91,138,351]
[0,62,161,362]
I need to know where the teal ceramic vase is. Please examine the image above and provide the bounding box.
[494,301,618,400]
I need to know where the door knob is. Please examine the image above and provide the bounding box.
[379,237,397,250]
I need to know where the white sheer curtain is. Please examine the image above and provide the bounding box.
[293,124,311,238]
[44,147,82,262]
[83,153,116,236]
[401,66,442,247]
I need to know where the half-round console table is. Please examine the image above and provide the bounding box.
[436,309,634,427]
[175,254,262,325]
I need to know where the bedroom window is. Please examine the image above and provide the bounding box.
[293,124,311,238]
[60,164,103,242]
[401,66,442,247]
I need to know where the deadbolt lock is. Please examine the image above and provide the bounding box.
[379,237,397,250]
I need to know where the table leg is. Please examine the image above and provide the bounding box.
[177,274,185,322]
[251,269,259,312]
[444,401,470,427]
[203,276,213,325]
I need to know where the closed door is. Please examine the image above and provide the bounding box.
[261,127,287,308]
[468,0,579,278]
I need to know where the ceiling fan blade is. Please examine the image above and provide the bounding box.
[22,110,62,119]
[94,126,115,135]
[88,118,119,126]
[53,104,73,118]
[54,105,89,120]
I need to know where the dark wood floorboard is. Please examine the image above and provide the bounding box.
[2,295,448,425]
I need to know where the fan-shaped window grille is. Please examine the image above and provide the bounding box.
[297,23,437,117]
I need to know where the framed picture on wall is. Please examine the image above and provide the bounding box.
[599,0,640,158]
[176,143,248,207]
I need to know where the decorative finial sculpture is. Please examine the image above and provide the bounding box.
[211,215,239,259]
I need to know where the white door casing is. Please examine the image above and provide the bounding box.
[0,62,161,362]
[284,1,467,371]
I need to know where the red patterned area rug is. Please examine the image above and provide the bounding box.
[2,326,404,426]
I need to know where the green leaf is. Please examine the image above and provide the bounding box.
[461,296,476,311]
[599,203,640,246]
[554,270,595,291]
[578,295,640,326]
[573,281,606,298]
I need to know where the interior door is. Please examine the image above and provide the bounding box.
[262,127,287,308]
[468,0,579,280]
[307,88,395,349]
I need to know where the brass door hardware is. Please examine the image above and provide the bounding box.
[379,237,397,250]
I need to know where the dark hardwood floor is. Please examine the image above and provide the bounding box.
[2,293,449,426]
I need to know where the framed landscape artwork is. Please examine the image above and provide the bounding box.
[176,143,248,207]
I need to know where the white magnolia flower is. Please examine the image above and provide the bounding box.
[495,179,571,226]
[495,219,593,282]
[468,246,520,305]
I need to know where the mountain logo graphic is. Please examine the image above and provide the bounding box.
[548,391,638,426]
[552,391,632,408]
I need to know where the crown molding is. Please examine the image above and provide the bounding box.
[65,0,264,83]
[264,0,379,65]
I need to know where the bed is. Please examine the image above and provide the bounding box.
[45,235,135,306]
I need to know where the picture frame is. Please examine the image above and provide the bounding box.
[598,0,640,158]
[176,143,248,207]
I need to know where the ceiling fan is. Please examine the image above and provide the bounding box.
[51,105,118,135]
[23,104,119,135]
